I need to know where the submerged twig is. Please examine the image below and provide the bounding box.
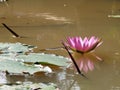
[2,23,20,38]
[62,42,87,78]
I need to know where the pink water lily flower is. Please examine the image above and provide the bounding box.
[66,36,102,54]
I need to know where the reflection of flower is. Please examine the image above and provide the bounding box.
[65,36,102,54]
[76,56,94,73]
[72,53,102,73]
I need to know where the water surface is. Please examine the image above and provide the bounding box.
[0,0,120,90]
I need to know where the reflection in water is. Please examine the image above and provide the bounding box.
[40,13,71,23]
[76,56,94,73]
[56,69,82,90]
[0,0,7,3]
[0,0,8,7]
[72,52,102,73]
[108,0,120,18]
[15,12,72,24]
[0,71,7,84]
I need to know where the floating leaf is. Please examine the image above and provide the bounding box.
[0,42,71,75]
[0,82,58,90]
[0,53,70,74]
[0,42,36,54]
[0,53,70,67]
[0,59,52,74]
[16,53,70,67]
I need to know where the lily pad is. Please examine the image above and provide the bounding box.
[0,59,52,74]
[0,53,70,67]
[0,82,58,90]
[16,53,70,67]
[0,42,36,54]
[0,42,71,75]
[0,53,70,74]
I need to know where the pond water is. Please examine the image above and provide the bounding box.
[0,0,120,90]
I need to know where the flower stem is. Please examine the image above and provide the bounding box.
[62,42,87,78]
[2,23,20,38]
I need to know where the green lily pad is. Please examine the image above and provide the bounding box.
[0,42,36,54]
[16,53,70,67]
[0,42,71,75]
[0,60,52,74]
[0,53,70,74]
[0,82,58,90]
[0,53,70,67]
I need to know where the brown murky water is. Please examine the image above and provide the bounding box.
[0,0,120,90]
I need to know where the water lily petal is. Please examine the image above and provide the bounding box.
[66,36,102,53]
[74,37,83,51]
[88,36,96,46]
[67,37,75,48]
